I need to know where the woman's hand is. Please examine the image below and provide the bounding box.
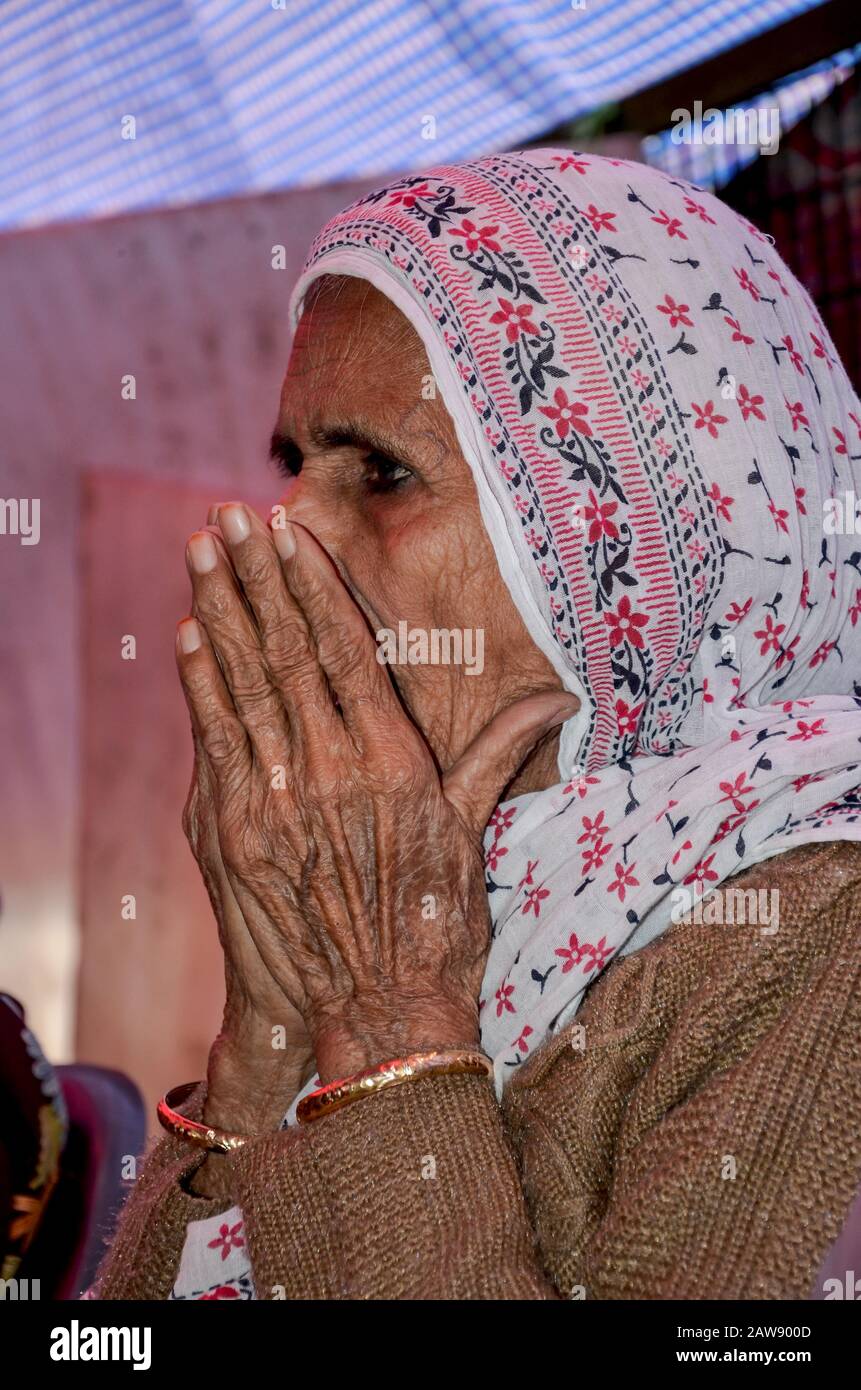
[181,739,315,1134]
[179,535,316,1134]
[177,504,576,1083]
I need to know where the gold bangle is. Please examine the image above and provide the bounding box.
[157,1081,249,1154]
[296,1047,493,1125]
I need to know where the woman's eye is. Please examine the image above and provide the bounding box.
[364,452,413,493]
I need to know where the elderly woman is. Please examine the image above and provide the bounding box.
[95,150,861,1301]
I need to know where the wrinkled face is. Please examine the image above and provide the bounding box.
[272,276,563,782]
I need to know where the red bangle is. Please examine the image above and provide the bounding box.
[296,1047,492,1124]
[157,1081,249,1153]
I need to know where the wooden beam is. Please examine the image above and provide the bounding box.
[620,0,859,134]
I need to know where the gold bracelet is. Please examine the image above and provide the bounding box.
[296,1046,493,1125]
[157,1081,249,1154]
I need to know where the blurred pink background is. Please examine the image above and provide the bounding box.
[0,178,374,1126]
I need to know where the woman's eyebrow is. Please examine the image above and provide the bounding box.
[308,420,409,460]
[270,420,412,465]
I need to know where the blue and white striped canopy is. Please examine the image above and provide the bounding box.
[0,0,827,229]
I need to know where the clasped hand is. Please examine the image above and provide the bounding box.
[177,503,574,1107]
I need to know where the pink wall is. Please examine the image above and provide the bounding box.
[0,177,371,1108]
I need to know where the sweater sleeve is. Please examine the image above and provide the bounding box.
[97,1072,558,1300]
[217,1071,556,1299]
[502,841,861,1300]
[94,842,861,1302]
[92,1085,236,1301]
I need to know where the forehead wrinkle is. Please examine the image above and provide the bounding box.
[299,280,428,388]
[278,282,446,474]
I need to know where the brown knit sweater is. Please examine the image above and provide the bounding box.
[94,840,861,1300]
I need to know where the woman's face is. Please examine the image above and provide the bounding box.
[272,276,564,785]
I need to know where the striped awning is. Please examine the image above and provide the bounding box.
[0,0,828,229]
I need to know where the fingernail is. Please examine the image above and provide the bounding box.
[206,503,222,525]
[219,503,251,545]
[188,532,217,574]
[177,618,201,654]
[272,520,295,560]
